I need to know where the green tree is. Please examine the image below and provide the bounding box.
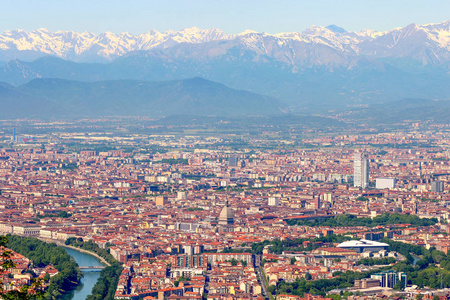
[406,253,415,264]
[6,235,82,298]
[174,276,190,287]
[394,279,406,290]
[0,236,45,300]
[432,250,446,264]
[267,285,276,295]
[230,258,238,266]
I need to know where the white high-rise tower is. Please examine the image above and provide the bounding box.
[354,152,369,188]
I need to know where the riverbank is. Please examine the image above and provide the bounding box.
[37,237,111,266]
[41,237,122,300]
[61,244,111,267]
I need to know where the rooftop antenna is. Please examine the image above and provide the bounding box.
[225,184,229,206]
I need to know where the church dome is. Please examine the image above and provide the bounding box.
[218,200,234,225]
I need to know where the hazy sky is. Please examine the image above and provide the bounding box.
[1,0,449,34]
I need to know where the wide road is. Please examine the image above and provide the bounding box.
[254,254,269,300]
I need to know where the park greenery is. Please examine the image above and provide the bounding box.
[285,213,438,228]
[382,238,450,289]
[61,162,78,170]
[225,258,247,267]
[6,235,82,299]
[250,235,351,255]
[356,257,396,266]
[271,269,381,297]
[65,237,122,300]
[271,238,450,297]
[37,211,72,219]
[186,207,204,211]
[0,235,46,300]
[159,158,188,165]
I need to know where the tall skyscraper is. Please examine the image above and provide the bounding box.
[354,152,369,188]
[431,181,444,193]
[314,195,321,209]
[228,155,238,167]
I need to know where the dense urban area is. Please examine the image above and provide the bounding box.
[1,119,450,300]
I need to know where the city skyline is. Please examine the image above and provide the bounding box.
[1,119,449,299]
[2,1,450,299]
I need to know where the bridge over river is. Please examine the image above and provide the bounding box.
[79,266,105,270]
[79,266,105,271]
[60,247,107,299]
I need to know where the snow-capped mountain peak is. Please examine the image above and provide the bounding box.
[0,21,449,64]
[238,30,258,35]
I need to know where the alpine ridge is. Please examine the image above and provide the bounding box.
[0,21,449,65]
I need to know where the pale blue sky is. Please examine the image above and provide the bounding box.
[1,0,449,34]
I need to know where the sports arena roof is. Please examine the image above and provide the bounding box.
[337,239,389,248]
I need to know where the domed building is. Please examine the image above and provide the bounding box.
[218,200,234,226]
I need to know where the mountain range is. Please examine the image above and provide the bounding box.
[0,78,284,118]
[0,21,449,117]
[1,22,449,65]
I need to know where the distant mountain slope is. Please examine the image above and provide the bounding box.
[0,82,62,118]
[0,78,285,119]
[1,55,449,113]
[346,98,450,124]
[0,22,449,113]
